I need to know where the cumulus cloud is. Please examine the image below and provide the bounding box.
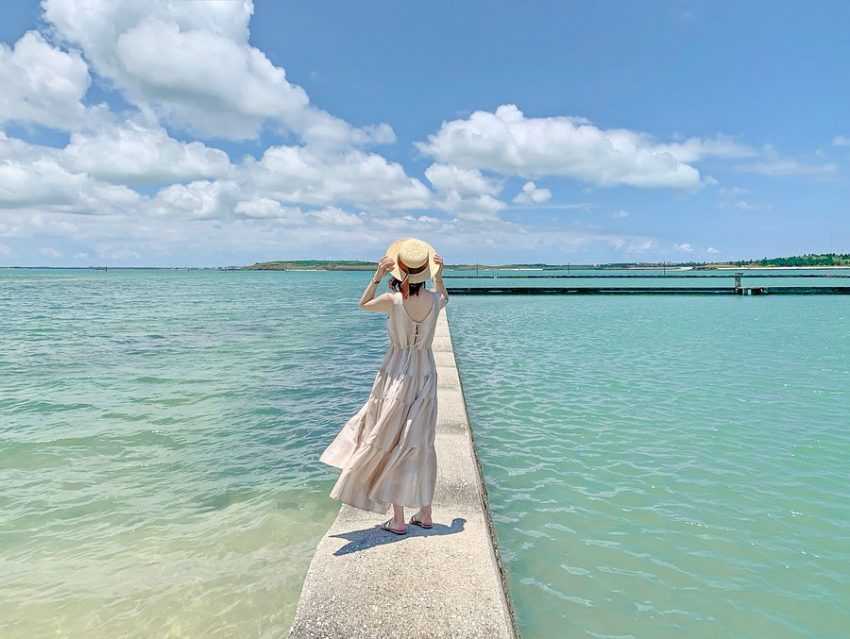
[0,30,90,129]
[243,145,432,210]
[833,135,850,147]
[0,126,233,215]
[64,120,232,184]
[234,198,305,222]
[149,180,237,220]
[417,104,750,189]
[422,163,508,219]
[307,207,363,226]
[0,143,141,214]
[139,143,437,222]
[1,131,435,222]
[425,163,500,196]
[513,181,552,204]
[42,0,393,145]
[674,242,694,253]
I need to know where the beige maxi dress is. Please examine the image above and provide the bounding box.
[319,289,446,514]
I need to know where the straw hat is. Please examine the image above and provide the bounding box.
[384,237,439,284]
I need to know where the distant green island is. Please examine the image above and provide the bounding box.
[245,260,377,271]
[720,253,850,268]
[244,253,850,271]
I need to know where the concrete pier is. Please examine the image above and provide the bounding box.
[288,307,517,639]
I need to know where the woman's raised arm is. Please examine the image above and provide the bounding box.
[358,255,395,313]
[432,253,448,308]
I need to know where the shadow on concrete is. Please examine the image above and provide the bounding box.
[329,517,467,556]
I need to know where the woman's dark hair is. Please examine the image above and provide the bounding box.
[388,277,425,296]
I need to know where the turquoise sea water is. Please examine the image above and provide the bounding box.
[1,269,382,638]
[451,293,850,638]
[2,268,849,638]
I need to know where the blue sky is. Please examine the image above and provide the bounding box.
[1,0,848,266]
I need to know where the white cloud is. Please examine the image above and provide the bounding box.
[425,163,500,196]
[149,180,237,220]
[0,31,90,130]
[832,135,850,147]
[736,157,837,176]
[0,152,141,214]
[243,145,432,210]
[0,131,54,162]
[0,197,664,267]
[451,195,507,220]
[417,104,749,189]
[706,247,720,254]
[64,120,232,184]
[654,136,755,163]
[2,123,232,189]
[423,162,507,218]
[307,207,363,226]
[1,126,234,215]
[674,242,694,253]
[42,0,393,145]
[2,127,433,221]
[234,198,305,222]
[513,181,552,204]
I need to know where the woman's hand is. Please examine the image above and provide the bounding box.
[433,253,444,279]
[376,255,395,278]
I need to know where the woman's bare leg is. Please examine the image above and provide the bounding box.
[390,503,406,531]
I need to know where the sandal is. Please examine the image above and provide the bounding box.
[380,519,407,535]
[409,515,433,529]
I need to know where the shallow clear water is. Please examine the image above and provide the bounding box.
[450,294,850,638]
[1,268,388,638]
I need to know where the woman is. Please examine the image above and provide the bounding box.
[319,237,448,534]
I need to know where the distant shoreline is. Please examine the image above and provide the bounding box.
[243,257,850,271]
[5,264,850,271]
[5,255,850,271]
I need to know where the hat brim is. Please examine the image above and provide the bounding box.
[385,238,439,284]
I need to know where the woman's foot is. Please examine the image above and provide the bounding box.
[410,509,433,528]
[381,519,407,535]
[384,504,406,534]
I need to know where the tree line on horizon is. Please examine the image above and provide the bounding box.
[729,253,850,267]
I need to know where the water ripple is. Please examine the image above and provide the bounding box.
[451,294,850,639]
[0,268,391,638]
